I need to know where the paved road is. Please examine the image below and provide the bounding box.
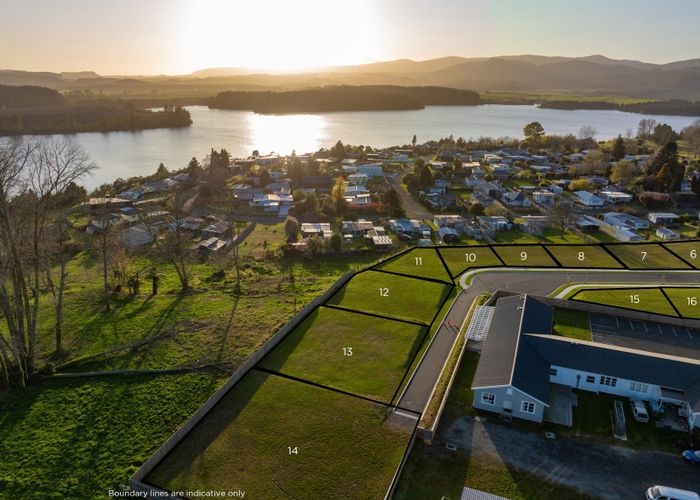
[398,268,700,414]
[440,415,699,499]
[388,173,432,220]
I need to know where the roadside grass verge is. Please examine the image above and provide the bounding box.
[605,243,690,269]
[374,247,452,282]
[258,306,427,403]
[552,308,592,341]
[493,245,558,267]
[572,288,678,317]
[145,370,413,499]
[438,246,502,277]
[544,245,622,269]
[326,270,452,324]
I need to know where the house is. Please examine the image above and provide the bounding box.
[365,229,393,249]
[438,226,461,243]
[347,173,369,185]
[342,219,374,238]
[600,221,644,242]
[300,176,334,191]
[501,191,532,208]
[117,190,144,202]
[198,237,228,253]
[475,181,506,199]
[464,177,483,189]
[520,216,550,236]
[603,212,650,230]
[656,227,681,240]
[576,215,602,230]
[343,192,372,208]
[599,191,633,205]
[573,191,605,208]
[532,191,556,206]
[250,193,293,216]
[255,155,282,167]
[477,216,512,233]
[471,294,700,429]
[85,197,132,212]
[434,178,450,189]
[423,193,456,210]
[301,223,332,239]
[434,215,465,231]
[201,221,231,240]
[648,213,680,226]
[391,219,422,236]
[355,164,384,178]
[231,184,262,201]
[120,224,155,249]
[491,165,512,181]
[472,192,495,207]
[119,207,142,224]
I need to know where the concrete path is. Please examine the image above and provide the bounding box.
[441,415,699,499]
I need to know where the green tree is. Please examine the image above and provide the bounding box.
[611,135,626,161]
[652,123,676,145]
[655,163,675,191]
[609,159,638,186]
[329,233,343,253]
[418,165,434,189]
[284,216,300,243]
[156,162,169,177]
[287,158,304,182]
[381,189,405,217]
[468,202,485,216]
[258,167,272,187]
[331,140,346,159]
[523,121,545,142]
[412,134,417,148]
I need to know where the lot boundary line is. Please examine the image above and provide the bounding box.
[541,244,562,267]
[434,247,455,282]
[659,287,683,317]
[322,304,431,327]
[369,267,454,285]
[253,366,423,416]
[660,242,698,268]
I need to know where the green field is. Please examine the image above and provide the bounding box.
[146,370,413,499]
[375,248,452,282]
[437,246,503,277]
[605,243,690,269]
[545,245,622,269]
[258,306,426,403]
[327,270,452,324]
[493,245,558,267]
[661,288,700,319]
[552,308,592,341]
[572,288,678,317]
[662,241,700,269]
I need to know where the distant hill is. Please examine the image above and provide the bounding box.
[3,54,700,100]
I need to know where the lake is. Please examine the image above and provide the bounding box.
[30,105,700,189]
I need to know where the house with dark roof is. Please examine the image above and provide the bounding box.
[471,295,700,428]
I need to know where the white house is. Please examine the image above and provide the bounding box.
[301,223,332,239]
[648,213,680,226]
[656,227,681,240]
[573,191,604,208]
[501,191,532,208]
[599,191,633,205]
[603,212,650,230]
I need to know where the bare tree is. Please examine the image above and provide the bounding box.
[0,137,94,385]
[150,193,195,293]
[551,199,574,237]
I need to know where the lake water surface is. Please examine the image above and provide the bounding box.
[31,105,700,189]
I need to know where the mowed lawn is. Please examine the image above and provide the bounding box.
[146,370,413,499]
[545,245,622,269]
[327,270,453,324]
[375,248,452,282]
[258,306,427,403]
[437,246,503,277]
[661,287,700,319]
[605,243,690,269]
[662,241,700,269]
[572,288,678,317]
[552,308,592,341]
[493,245,558,267]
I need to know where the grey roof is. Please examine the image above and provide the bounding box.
[472,294,700,412]
[471,295,553,404]
[461,487,509,500]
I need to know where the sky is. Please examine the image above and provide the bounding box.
[1,0,699,75]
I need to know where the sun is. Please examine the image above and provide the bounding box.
[182,0,383,73]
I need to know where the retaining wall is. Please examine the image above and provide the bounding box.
[129,269,356,496]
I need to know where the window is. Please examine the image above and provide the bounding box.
[585,375,595,384]
[481,392,495,405]
[549,368,558,376]
[600,376,617,387]
[521,401,536,414]
[629,381,648,393]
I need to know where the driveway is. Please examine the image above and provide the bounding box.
[440,415,698,499]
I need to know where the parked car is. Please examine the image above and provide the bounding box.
[682,449,700,464]
[646,485,699,500]
[630,399,650,423]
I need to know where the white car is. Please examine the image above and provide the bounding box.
[630,399,650,423]
[646,485,700,500]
